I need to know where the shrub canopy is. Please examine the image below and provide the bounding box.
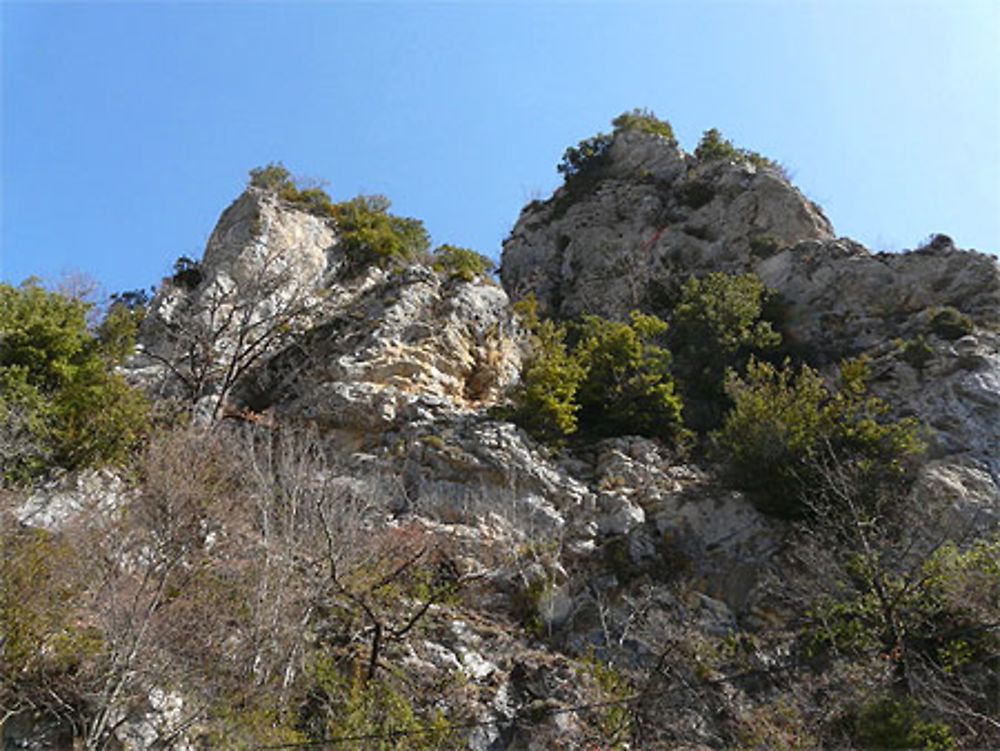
[0,280,148,483]
[510,298,686,446]
[714,357,923,517]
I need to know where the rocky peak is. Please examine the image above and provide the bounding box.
[501,128,834,321]
[129,186,521,422]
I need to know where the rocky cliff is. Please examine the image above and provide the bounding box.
[8,123,1000,750]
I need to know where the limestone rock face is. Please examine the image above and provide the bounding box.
[756,239,1000,356]
[130,188,521,420]
[501,130,833,320]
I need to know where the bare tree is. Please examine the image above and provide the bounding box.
[144,248,324,421]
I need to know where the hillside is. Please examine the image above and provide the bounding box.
[3,112,999,750]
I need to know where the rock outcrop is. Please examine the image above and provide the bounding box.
[10,126,999,749]
[503,129,1000,526]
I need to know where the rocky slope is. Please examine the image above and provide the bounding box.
[8,126,1000,750]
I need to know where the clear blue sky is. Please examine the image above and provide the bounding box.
[3,1,998,295]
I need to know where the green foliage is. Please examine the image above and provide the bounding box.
[558,132,614,180]
[0,526,102,713]
[694,127,786,175]
[170,255,203,289]
[248,162,336,215]
[610,107,676,140]
[855,698,955,750]
[577,651,636,748]
[558,108,675,181]
[247,165,429,267]
[713,357,923,517]
[248,161,294,192]
[900,335,933,371]
[430,244,495,283]
[748,233,782,258]
[305,656,455,750]
[96,290,149,363]
[509,298,685,445]
[0,280,149,483]
[509,295,586,443]
[808,535,1000,669]
[572,311,685,441]
[331,195,430,267]
[669,272,781,431]
[929,306,973,340]
[675,180,716,209]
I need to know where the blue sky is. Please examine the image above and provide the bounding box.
[3,1,998,296]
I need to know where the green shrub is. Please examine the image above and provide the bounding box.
[901,336,933,371]
[610,107,675,140]
[508,295,586,443]
[0,280,149,483]
[669,272,781,431]
[676,180,716,209]
[748,233,782,258]
[305,655,455,750]
[97,288,151,364]
[509,298,686,445]
[248,161,295,192]
[694,128,786,176]
[331,195,430,267]
[855,698,955,750]
[0,526,103,717]
[558,108,675,182]
[431,244,495,283]
[713,357,923,517]
[929,306,973,340]
[572,311,685,442]
[170,255,203,289]
[558,132,614,180]
[248,162,336,216]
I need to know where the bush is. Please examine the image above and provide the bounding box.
[929,306,973,340]
[855,698,955,750]
[558,132,614,180]
[248,162,335,216]
[170,255,203,289]
[509,298,686,445]
[669,272,781,430]
[431,244,495,283]
[675,180,716,209]
[610,108,675,140]
[331,195,430,267]
[748,233,782,258]
[713,357,923,517]
[0,280,149,483]
[694,128,786,176]
[558,108,675,182]
[900,336,933,371]
[508,295,586,443]
[572,311,685,442]
[249,161,294,192]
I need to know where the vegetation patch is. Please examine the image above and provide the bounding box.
[675,180,716,209]
[713,357,923,518]
[928,305,973,340]
[431,244,495,283]
[694,127,787,177]
[508,296,686,446]
[248,163,430,268]
[0,280,149,484]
